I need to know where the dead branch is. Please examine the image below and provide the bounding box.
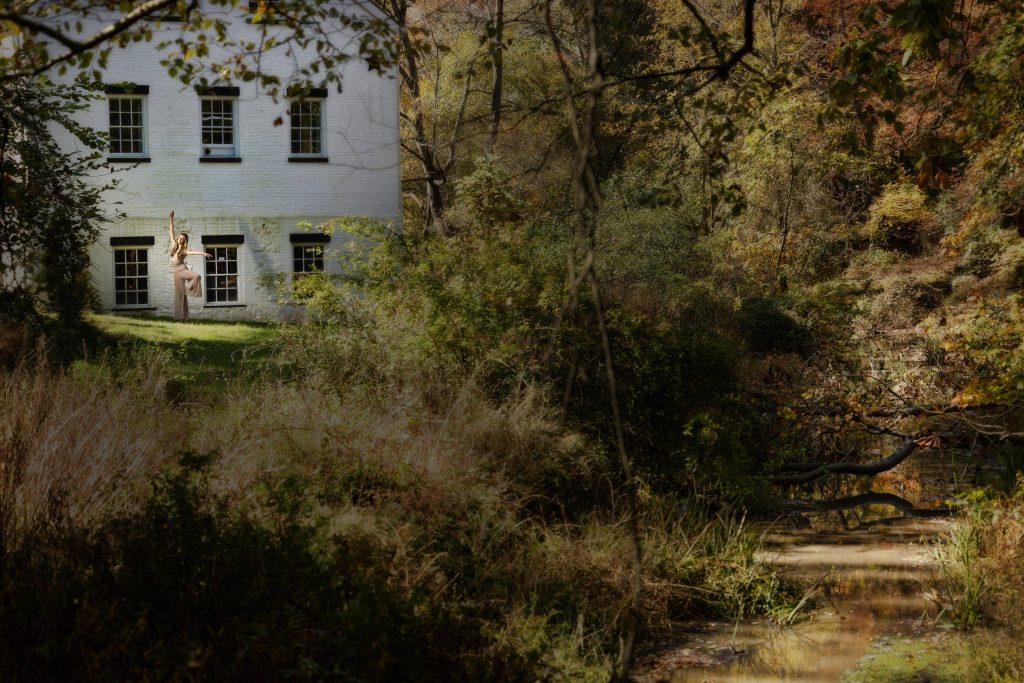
[770,431,958,485]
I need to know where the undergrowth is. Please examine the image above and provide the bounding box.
[0,337,792,681]
[935,481,1024,632]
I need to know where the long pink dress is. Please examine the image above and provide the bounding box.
[170,250,202,320]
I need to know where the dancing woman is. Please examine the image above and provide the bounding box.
[168,211,212,321]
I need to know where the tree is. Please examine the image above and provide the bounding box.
[541,0,762,677]
[0,0,399,96]
[0,76,115,338]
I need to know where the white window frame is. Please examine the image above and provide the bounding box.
[112,247,151,308]
[107,95,148,158]
[289,98,326,158]
[204,244,244,306]
[199,96,239,158]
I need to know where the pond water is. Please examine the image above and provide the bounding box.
[633,449,998,682]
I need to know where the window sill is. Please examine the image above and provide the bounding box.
[108,157,151,163]
[199,157,242,163]
[203,303,247,308]
[288,156,329,163]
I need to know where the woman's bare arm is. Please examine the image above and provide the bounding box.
[186,250,212,257]
[168,210,176,244]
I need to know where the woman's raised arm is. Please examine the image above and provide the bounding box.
[168,210,176,244]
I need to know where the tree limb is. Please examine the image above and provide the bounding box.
[2,0,182,81]
[769,432,957,485]
[606,0,756,87]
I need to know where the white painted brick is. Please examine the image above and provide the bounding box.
[48,2,401,320]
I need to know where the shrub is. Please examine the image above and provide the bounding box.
[863,182,939,253]
[737,297,813,354]
[0,351,792,681]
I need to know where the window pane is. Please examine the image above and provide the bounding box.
[114,248,149,306]
[109,97,146,156]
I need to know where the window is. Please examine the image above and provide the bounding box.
[293,244,325,274]
[114,248,150,306]
[205,246,240,303]
[108,96,146,157]
[200,98,238,157]
[289,99,324,157]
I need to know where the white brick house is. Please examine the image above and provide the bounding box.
[49,2,400,321]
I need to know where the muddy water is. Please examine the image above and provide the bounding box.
[633,448,990,683]
[635,515,948,682]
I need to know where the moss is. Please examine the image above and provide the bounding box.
[844,634,1024,683]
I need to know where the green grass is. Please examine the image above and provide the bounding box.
[88,312,279,378]
[844,633,1024,683]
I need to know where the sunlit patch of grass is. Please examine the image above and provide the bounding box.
[87,312,279,378]
[844,632,1024,683]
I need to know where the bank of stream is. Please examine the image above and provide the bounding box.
[633,450,1011,682]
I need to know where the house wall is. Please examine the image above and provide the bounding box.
[47,1,401,320]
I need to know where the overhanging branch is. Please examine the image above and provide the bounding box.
[1,0,182,81]
[769,431,958,486]
[605,0,756,88]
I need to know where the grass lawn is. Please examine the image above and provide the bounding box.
[88,312,280,378]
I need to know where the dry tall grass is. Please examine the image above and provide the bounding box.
[0,337,789,680]
[1,349,178,536]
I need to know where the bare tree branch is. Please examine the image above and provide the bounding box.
[770,432,957,485]
[605,0,756,88]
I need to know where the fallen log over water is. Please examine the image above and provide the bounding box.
[770,432,958,485]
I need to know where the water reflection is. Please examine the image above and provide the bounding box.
[634,508,949,682]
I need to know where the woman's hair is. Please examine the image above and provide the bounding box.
[171,232,189,258]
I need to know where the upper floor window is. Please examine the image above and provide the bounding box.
[200,97,238,158]
[289,99,324,157]
[106,87,149,160]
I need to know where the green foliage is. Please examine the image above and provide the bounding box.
[936,491,990,629]
[0,348,794,681]
[0,453,474,682]
[1,0,400,99]
[0,76,115,347]
[933,484,1024,634]
[863,182,939,253]
[946,295,1024,406]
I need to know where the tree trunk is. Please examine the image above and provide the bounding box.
[486,0,504,154]
[389,0,446,227]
